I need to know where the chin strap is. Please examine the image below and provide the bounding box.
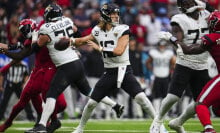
[186,6,204,13]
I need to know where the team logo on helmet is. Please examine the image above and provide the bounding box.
[100,3,120,25]
[208,11,220,32]
[44,4,62,22]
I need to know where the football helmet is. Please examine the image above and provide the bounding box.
[100,3,120,25]
[207,11,220,33]
[44,4,62,22]
[177,0,204,13]
[19,19,36,39]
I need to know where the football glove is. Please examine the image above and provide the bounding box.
[157,31,173,41]
[32,30,38,42]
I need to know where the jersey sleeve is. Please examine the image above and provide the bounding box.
[38,23,52,35]
[117,24,130,37]
[171,15,188,32]
[91,26,100,40]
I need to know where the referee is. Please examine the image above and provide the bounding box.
[0,60,34,121]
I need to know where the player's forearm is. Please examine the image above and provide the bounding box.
[113,35,128,56]
[71,34,94,47]
[5,52,25,60]
[176,42,205,54]
[5,47,31,60]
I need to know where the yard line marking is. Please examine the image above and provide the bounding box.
[12,127,202,133]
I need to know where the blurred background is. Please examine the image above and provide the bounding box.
[0,0,219,121]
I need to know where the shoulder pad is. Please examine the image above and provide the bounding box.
[171,14,188,31]
[63,17,74,26]
[91,26,101,36]
[39,23,53,35]
[171,14,187,25]
[115,24,129,31]
[115,24,129,37]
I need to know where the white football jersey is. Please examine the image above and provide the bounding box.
[39,17,79,67]
[149,49,174,78]
[92,24,130,68]
[171,10,210,70]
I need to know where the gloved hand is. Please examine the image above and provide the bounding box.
[32,30,38,42]
[157,31,173,41]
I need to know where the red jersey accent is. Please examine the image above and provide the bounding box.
[0,63,11,74]
[202,33,220,73]
[24,20,55,69]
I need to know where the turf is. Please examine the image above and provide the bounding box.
[1,118,220,133]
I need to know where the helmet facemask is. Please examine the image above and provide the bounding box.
[19,19,36,39]
[177,0,204,14]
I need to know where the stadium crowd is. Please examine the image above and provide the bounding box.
[0,0,219,121]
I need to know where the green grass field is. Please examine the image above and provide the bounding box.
[1,118,220,133]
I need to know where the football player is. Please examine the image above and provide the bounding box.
[29,3,124,133]
[0,19,67,133]
[150,0,216,133]
[65,3,168,133]
[146,40,176,112]
[159,10,220,133]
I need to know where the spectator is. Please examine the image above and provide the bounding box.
[149,0,169,16]
[73,3,91,32]
[29,7,43,24]
[0,8,8,44]
[6,14,20,44]
[120,0,138,26]
[140,10,162,46]
[130,15,147,45]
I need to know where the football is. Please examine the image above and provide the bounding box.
[54,38,70,51]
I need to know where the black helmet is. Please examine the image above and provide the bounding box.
[177,0,196,13]
[100,3,120,23]
[44,4,62,22]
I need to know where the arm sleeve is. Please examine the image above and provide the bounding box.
[201,35,213,46]
[0,63,11,74]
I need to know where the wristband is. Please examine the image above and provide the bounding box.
[103,47,114,52]
[170,36,178,45]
